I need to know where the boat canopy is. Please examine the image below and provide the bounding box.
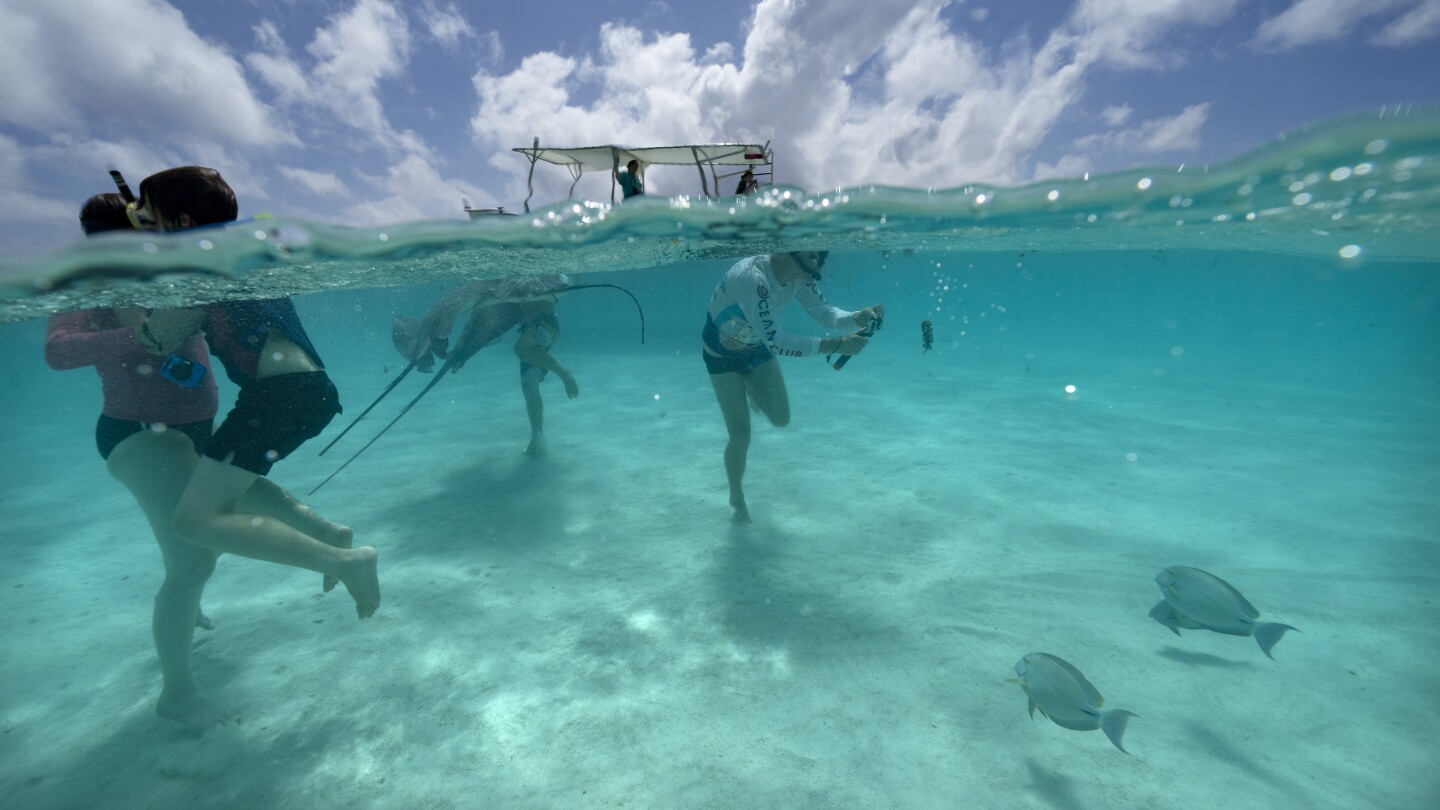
[512,139,773,211]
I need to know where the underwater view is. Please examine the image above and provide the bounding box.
[0,113,1437,809]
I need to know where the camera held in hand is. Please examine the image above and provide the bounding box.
[832,315,882,371]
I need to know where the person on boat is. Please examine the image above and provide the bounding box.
[392,275,579,455]
[617,158,645,199]
[735,169,759,195]
[701,251,883,522]
[44,192,226,733]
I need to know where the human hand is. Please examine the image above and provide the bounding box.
[835,332,869,356]
[559,369,579,398]
[854,305,885,328]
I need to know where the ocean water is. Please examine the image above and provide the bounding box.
[0,112,1437,809]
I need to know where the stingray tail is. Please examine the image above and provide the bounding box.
[1254,622,1299,659]
[1100,709,1137,754]
[559,283,645,343]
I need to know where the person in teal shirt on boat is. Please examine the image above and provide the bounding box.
[617,159,644,199]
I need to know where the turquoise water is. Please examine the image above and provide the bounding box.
[0,113,1437,808]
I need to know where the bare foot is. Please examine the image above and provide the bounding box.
[730,495,752,524]
[558,369,579,399]
[524,434,547,457]
[195,610,214,631]
[319,525,353,593]
[156,691,235,735]
[334,546,381,619]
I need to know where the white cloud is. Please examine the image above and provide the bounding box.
[419,1,474,50]
[341,153,492,225]
[479,30,505,65]
[1033,153,1094,182]
[1252,0,1409,51]
[469,0,1238,196]
[1072,102,1212,154]
[249,21,312,105]
[1103,104,1134,126]
[278,166,351,197]
[1372,0,1440,45]
[308,0,413,139]
[239,0,485,223]
[0,135,75,226]
[1066,0,1241,69]
[0,0,290,146]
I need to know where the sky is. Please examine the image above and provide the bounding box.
[0,0,1437,258]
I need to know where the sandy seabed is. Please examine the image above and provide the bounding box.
[1,339,1437,810]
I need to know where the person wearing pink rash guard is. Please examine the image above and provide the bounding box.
[45,192,229,733]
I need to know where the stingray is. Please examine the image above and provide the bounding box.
[308,276,643,495]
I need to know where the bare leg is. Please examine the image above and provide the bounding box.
[239,477,352,592]
[516,330,577,456]
[744,359,791,429]
[174,457,380,619]
[105,429,230,733]
[520,367,546,457]
[710,371,753,522]
[709,361,790,523]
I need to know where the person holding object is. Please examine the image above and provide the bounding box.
[700,251,883,522]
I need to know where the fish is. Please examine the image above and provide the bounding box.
[1009,652,1136,753]
[1151,566,1298,659]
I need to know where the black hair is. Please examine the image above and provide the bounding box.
[79,192,133,235]
[137,166,238,230]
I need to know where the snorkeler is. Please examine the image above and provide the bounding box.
[44,192,227,732]
[116,168,381,632]
[702,251,883,522]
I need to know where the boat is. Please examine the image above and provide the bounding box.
[510,138,773,212]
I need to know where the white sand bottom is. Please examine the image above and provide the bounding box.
[1,347,1436,809]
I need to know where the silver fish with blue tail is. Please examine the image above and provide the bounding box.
[1151,566,1298,659]
[1009,652,1136,753]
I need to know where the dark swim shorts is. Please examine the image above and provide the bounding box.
[702,347,773,375]
[95,415,214,460]
[701,315,773,376]
[204,371,342,475]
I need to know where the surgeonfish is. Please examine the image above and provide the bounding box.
[1151,566,1298,659]
[1009,652,1136,753]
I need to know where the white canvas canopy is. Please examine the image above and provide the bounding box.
[512,138,773,210]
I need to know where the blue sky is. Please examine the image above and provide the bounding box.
[1,0,1437,258]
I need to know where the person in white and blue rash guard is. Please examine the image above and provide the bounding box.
[701,251,884,523]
